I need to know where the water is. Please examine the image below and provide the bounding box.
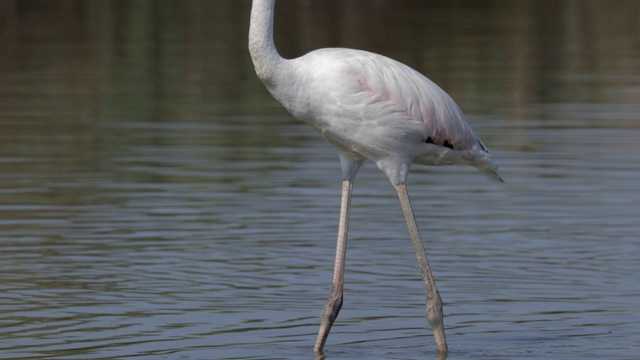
[1,1,639,359]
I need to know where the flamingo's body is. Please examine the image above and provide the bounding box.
[249,0,502,354]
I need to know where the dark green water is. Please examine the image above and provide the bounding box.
[1,1,639,359]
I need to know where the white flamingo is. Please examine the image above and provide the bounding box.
[249,0,502,354]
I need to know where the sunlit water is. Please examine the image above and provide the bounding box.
[1,1,639,359]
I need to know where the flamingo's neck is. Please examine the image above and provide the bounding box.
[249,0,285,85]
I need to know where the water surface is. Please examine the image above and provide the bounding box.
[1,1,639,359]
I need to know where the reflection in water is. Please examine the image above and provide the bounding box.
[1,1,639,359]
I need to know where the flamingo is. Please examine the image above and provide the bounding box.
[248,0,502,354]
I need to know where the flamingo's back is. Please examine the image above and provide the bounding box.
[263,48,500,181]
